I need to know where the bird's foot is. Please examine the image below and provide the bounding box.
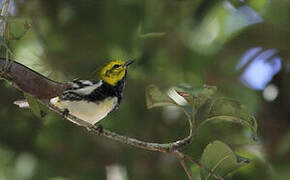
[96,125,103,134]
[62,108,69,118]
[86,124,103,134]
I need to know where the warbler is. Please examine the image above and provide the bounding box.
[50,60,134,124]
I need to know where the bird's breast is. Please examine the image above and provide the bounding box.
[50,96,118,124]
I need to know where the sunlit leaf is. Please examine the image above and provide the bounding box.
[146,84,177,109]
[146,84,257,138]
[175,84,217,108]
[248,0,268,11]
[146,84,194,132]
[146,84,196,120]
[13,99,30,108]
[200,141,250,180]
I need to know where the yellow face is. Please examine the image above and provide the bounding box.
[100,60,133,86]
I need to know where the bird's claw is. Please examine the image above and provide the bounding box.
[96,125,103,134]
[62,108,69,118]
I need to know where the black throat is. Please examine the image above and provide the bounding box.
[91,76,126,104]
[111,77,125,103]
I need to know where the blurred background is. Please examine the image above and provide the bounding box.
[0,0,289,179]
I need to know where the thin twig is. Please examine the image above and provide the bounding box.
[0,58,193,153]
[43,101,194,153]
[175,151,193,180]
[0,60,223,180]
[0,0,10,36]
[183,154,224,180]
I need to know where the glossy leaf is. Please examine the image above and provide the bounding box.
[146,84,257,140]
[175,84,217,109]
[145,84,194,132]
[146,84,177,109]
[199,98,257,133]
[200,141,250,180]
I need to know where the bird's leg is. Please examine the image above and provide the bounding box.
[96,124,103,134]
[86,124,103,134]
[62,108,70,118]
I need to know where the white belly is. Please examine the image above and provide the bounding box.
[50,97,118,124]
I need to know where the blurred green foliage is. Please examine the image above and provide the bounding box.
[0,0,290,179]
[146,84,256,179]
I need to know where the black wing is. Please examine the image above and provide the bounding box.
[60,80,116,102]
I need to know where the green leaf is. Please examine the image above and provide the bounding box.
[146,84,177,109]
[145,84,257,138]
[145,84,194,134]
[24,94,44,119]
[175,84,217,109]
[145,84,196,120]
[198,97,257,133]
[191,164,201,180]
[200,141,250,180]
[248,0,268,11]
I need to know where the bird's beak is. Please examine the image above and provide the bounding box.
[125,60,134,67]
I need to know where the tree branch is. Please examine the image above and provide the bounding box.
[0,58,194,153]
[0,58,222,180]
[44,101,194,153]
[174,150,193,180]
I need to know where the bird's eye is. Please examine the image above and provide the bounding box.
[113,64,121,69]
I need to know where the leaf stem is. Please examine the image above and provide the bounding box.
[183,154,224,180]
[175,151,193,180]
[0,0,10,36]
